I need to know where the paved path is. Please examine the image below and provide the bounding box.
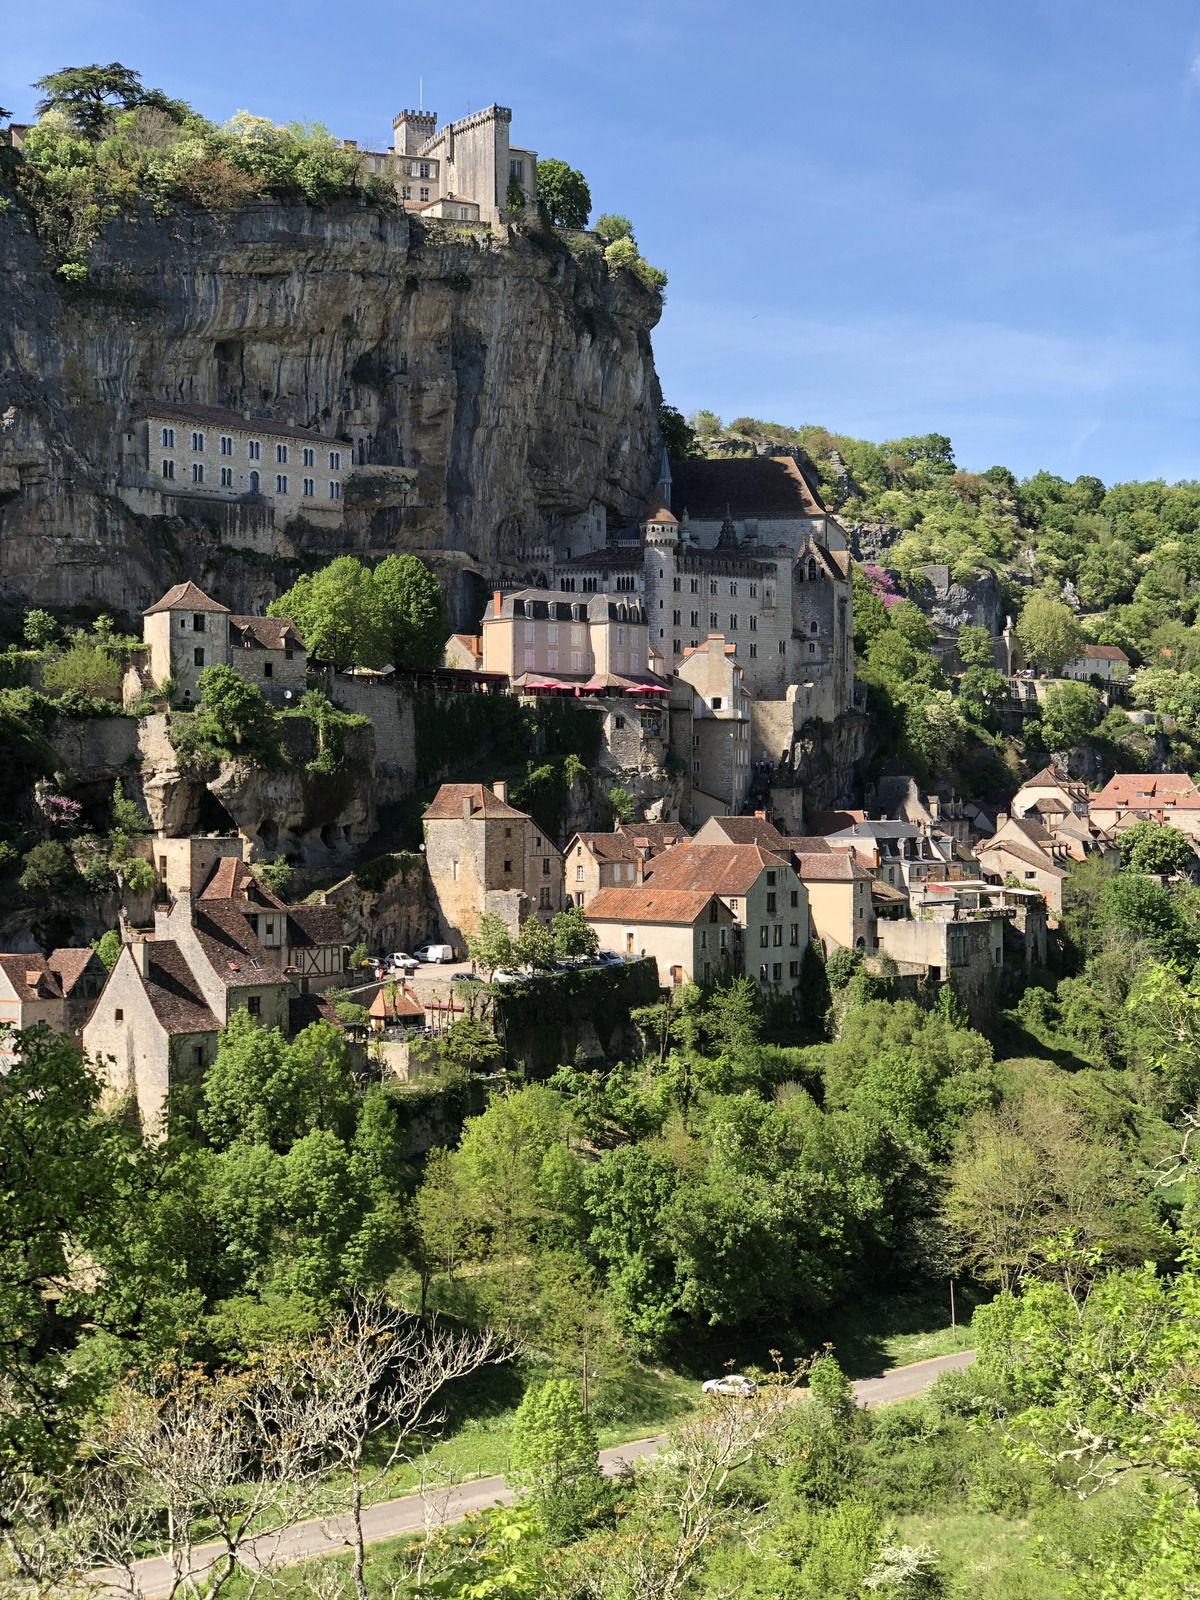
[120,1348,974,1596]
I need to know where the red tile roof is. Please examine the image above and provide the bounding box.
[695,815,790,851]
[585,887,724,924]
[0,954,62,1002]
[229,616,305,652]
[1092,774,1200,807]
[805,810,867,834]
[642,843,792,896]
[1079,644,1129,661]
[144,581,229,616]
[568,832,640,863]
[424,783,529,822]
[977,840,1066,878]
[616,820,692,851]
[784,836,834,855]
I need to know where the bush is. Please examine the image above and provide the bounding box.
[354,854,401,894]
[19,840,80,899]
[80,855,117,894]
[258,858,293,898]
[1016,986,1058,1031]
[41,642,123,701]
[92,928,121,970]
[826,946,863,990]
[121,857,155,895]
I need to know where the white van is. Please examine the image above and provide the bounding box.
[414,943,456,964]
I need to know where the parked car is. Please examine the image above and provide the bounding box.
[491,967,527,984]
[701,1375,757,1397]
[414,944,456,964]
[391,952,415,968]
[595,949,625,965]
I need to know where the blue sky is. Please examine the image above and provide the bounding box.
[5,0,1199,484]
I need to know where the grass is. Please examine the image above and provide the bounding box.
[893,1509,1047,1599]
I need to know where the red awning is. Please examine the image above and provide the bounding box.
[625,683,668,693]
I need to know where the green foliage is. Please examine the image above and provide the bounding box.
[551,905,598,959]
[506,172,528,212]
[353,854,403,894]
[826,946,863,990]
[441,1017,502,1073]
[199,1012,356,1152]
[107,778,148,836]
[269,557,389,672]
[509,1377,599,1491]
[370,553,448,671]
[467,912,516,977]
[1120,819,1197,877]
[347,942,369,971]
[258,857,293,897]
[593,212,632,241]
[659,403,700,460]
[32,62,177,136]
[956,623,994,668]
[536,157,591,227]
[22,609,58,650]
[19,840,79,899]
[40,641,123,702]
[607,784,636,823]
[603,232,667,291]
[1036,679,1100,751]
[92,928,121,970]
[1015,592,1085,675]
[286,688,369,774]
[515,915,556,972]
[193,665,280,758]
[119,856,154,895]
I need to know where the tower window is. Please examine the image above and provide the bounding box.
[161,459,175,479]
[191,431,205,451]
[160,427,174,447]
[276,444,288,464]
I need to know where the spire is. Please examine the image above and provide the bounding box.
[658,446,672,509]
[716,503,739,549]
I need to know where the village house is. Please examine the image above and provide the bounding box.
[974,816,1070,913]
[641,841,809,991]
[692,812,790,852]
[481,589,656,688]
[563,833,641,909]
[443,633,483,672]
[796,853,876,954]
[1064,643,1129,682]
[140,581,307,708]
[1010,765,1092,824]
[196,853,346,986]
[423,781,565,944]
[583,886,736,988]
[674,634,753,820]
[874,898,1004,1028]
[1089,773,1200,838]
[0,949,108,1055]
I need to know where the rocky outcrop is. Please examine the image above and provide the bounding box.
[785,710,872,813]
[314,859,436,954]
[0,202,662,627]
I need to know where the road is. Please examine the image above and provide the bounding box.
[118,1348,974,1596]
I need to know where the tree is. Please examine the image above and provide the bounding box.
[408,1147,479,1307]
[22,609,58,650]
[442,1016,502,1073]
[107,777,148,836]
[259,857,293,897]
[1015,592,1085,675]
[40,642,123,701]
[371,553,448,671]
[705,978,761,1055]
[467,911,515,977]
[31,63,151,136]
[509,1378,599,1494]
[552,905,598,960]
[19,840,78,899]
[1037,680,1099,751]
[536,158,591,228]
[608,785,636,823]
[269,557,389,671]
[956,623,995,668]
[515,915,556,971]
[659,404,700,461]
[92,928,121,970]
[1120,819,1197,878]
[594,213,632,241]
[193,665,279,754]
[200,1013,355,1152]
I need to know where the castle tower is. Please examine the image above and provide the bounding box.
[392,109,437,155]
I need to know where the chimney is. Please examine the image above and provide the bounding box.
[133,940,151,978]
[754,809,766,820]
[462,796,473,823]
[996,812,1008,828]
[493,781,508,804]
[493,590,502,616]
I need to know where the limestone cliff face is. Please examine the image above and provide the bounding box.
[0,201,662,625]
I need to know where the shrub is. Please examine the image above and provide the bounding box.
[193,666,280,758]
[354,854,401,894]
[41,642,123,701]
[826,946,863,990]
[1016,986,1058,1031]
[22,609,58,650]
[80,855,117,894]
[92,928,121,970]
[19,840,80,899]
[121,857,155,895]
[259,858,293,898]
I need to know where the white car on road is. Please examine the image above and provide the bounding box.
[701,1375,757,1397]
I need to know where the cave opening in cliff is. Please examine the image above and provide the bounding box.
[196,787,240,836]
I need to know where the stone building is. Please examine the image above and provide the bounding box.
[641,841,808,991]
[797,852,876,953]
[563,833,642,909]
[423,780,565,944]
[482,589,654,686]
[0,949,107,1056]
[141,581,307,708]
[583,887,737,987]
[875,900,1004,1028]
[387,105,537,227]
[674,634,753,820]
[120,403,350,541]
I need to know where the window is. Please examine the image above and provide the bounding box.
[505,826,512,838]
[692,735,700,748]
[503,859,512,873]
[759,925,769,947]
[576,865,584,881]
[673,609,681,625]
[690,611,699,627]
[766,892,777,913]
[710,580,718,595]
[249,470,259,492]
[614,715,626,730]
[329,450,341,469]
[329,480,340,499]
[626,932,635,953]
[220,435,232,455]
[749,615,757,631]
[730,582,738,596]
[276,474,288,493]
[709,612,718,628]
[302,477,314,496]
[191,431,205,451]
[772,962,783,982]
[809,642,816,654]
[759,964,768,982]
[191,463,204,483]
[691,578,700,593]
[418,162,430,178]
[509,157,524,180]
[766,871,777,886]
[248,440,260,459]
[749,583,757,597]
[263,662,273,678]
[1024,870,1036,879]
[420,186,430,201]
[302,447,314,467]
[247,995,261,1016]
[115,1007,124,1021]
[192,614,206,633]
[160,426,174,447]
[790,889,799,907]
[692,761,701,774]
[401,184,412,199]
[673,640,681,655]
[276,444,288,463]
[748,642,757,658]
[709,900,719,923]
[729,898,739,913]
[161,459,175,479]
[220,466,233,487]
[542,858,551,877]
[673,576,682,591]
[194,647,205,666]
[711,696,722,709]
[539,886,551,907]
[729,614,738,630]
[773,924,783,946]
